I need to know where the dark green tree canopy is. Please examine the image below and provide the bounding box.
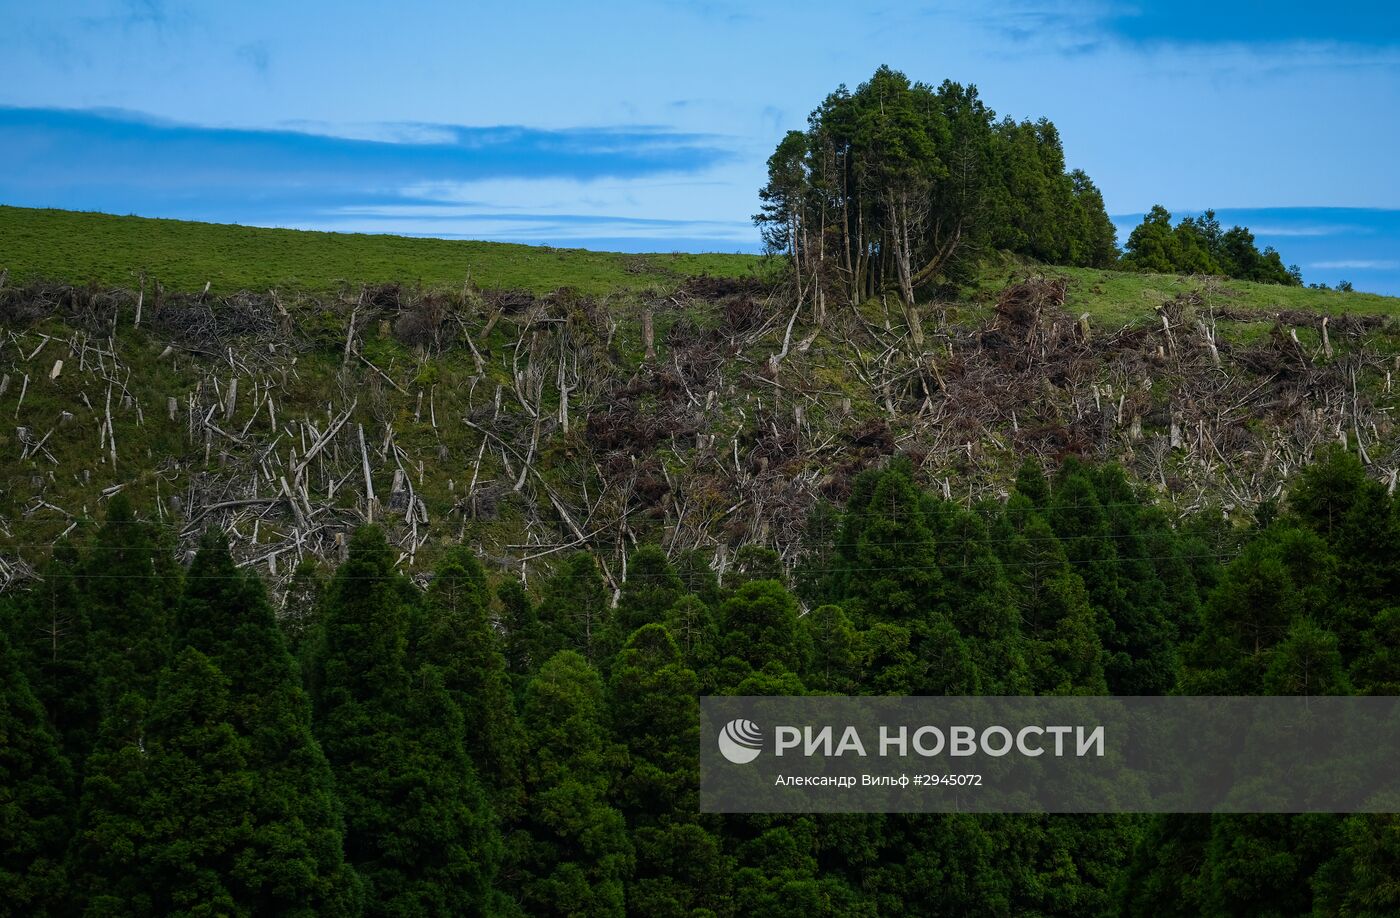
[6,446,1400,917]
[0,632,71,916]
[757,66,1118,308]
[1123,206,1301,285]
[311,526,499,917]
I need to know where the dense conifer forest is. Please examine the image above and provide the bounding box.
[4,448,1399,916]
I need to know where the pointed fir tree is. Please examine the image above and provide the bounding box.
[663,595,719,677]
[537,553,611,665]
[515,651,631,917]
[82,494,173,713]
[1184,525,1338,693]
[614,545,685,636]
[719,579,811,677]
[801,604,859,694]
[925,499,1028,692]
[69,691,151,915]
[838,466,979,694]
[497,577,545,682]
[311,527,499,916]
[174,531,362,915]
[608,624,729,916]
[608,624,698,819]
[127,648,257,916]
[670,547,724,609]
[420,546,525,819]
[0,632,72,916]
[993,496,1107,694]
[279,556,328,658]
[1086,465,1182,694]
[1313,813,1400,917]
[6,540,97,764]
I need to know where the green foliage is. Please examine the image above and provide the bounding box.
[609,624,699,818]
[113,648,257,916]
[1123,206,1300,285]
[1184,524,1338,693]
[827,464,986,695]
[0,205,767,295]
[801,604,859,693]
[614,545,685,637]
[7,447,1400,915]
[925,498,1027,691]
[1116,815,1211,917]
[537,552,612,665]
[83,494,175,711]
[994,496,1109,694]
[175,532,362,915]
[608,625,731,915]
[280,556,328,656]
[1136,448,1400,914]
[719,579,810,678]
[516,651,632,917]
[1047,463,1180,694]
[1262,618,1350,695]
[1288,446,1400,649]
[68,533,364,917]
[842,466,941,621]
[0,632,71,916]
[497,577,546,682]
[5,541,97,763]
[69,691,151,914]
[757,66,1117,306]
[311,527,499,916]
[72,648,294,917]
[663,595,720,678]
[1314,813,1400,916]
[421,547,526,818]
[1197,814,1341,917]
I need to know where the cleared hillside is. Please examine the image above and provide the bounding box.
[1,207,1398,592]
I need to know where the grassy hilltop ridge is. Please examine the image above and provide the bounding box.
[0,204,1398,589]
[4,205,1399,321]
[0,205,769,295]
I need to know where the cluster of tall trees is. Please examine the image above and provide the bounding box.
[757,68,1311,309]
[1122,206,1301,286]
[3,449,1398,915]
[755,66,1119,314]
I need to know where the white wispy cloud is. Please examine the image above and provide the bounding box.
[1309,259,1399,270]
[387,176,744,219]
[1248,224,1365,237]
[312,174,760,246]
[276,120,461,146]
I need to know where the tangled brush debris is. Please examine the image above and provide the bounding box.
[0,273,1396,597]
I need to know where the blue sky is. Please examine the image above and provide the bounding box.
[2,1,1398,292]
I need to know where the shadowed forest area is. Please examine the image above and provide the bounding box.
[5,449,1400,916]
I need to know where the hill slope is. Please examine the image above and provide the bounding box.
[0,205,768,295]
[1,207,1398,592]
[6,206,1398,319]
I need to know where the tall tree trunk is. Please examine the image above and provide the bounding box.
[815,197,827,326]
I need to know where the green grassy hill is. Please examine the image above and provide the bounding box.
[0,205,769,295]
[5,205,1396,322]
[968,253,1400,326]
[1,205,1397,592]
